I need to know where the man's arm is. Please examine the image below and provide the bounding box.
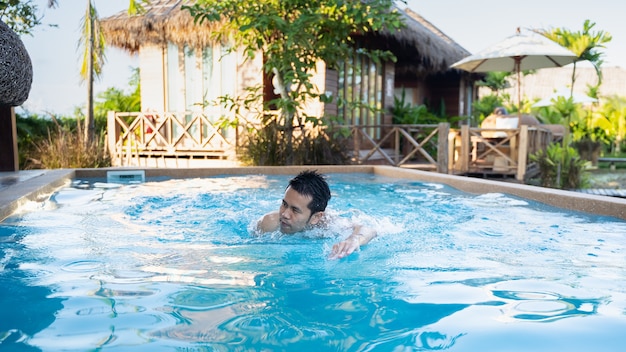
[328,225,376,259]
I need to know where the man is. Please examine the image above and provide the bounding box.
[481,106,544,138]
[256,170,376,259]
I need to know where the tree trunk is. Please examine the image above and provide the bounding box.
[272,68,294,165]
[0,105,18,171]
[84,0,95,145]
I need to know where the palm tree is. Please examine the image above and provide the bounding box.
[80,1,105,144]
[535,21,612,145]
[47,0,147,145]
[535,20,612,95]
[534,21,612,185]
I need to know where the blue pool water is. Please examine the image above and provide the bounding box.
[1,173,625,351]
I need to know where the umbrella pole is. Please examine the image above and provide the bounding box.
[516,58,521,120]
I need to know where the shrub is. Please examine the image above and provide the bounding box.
[237,121,349,166]
[529,143,588,189]
[15,113,56,168]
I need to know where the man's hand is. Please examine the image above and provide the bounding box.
[328,235,362,260]
[328,226,376,260]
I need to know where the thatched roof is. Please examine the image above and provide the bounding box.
[101,1,469,74]
[384,8,470,75]
[101,0,218,53]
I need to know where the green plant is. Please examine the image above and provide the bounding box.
[536,20,611,149]
[391,90,437,124]
[15,113,56,168]
[536,21,611,90]
[476,71,512,93]
[214,88,349,166]
[0,0,41,35]
[571,115,610,144]
[597,95,626,154]
[26,115,110,169]
[237,120,349,166]
[533,105,566,125]
[529,143,588,189]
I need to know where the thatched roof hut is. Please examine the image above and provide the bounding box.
[101,1,469,75]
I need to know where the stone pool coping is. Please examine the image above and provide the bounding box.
[1,165,625,221]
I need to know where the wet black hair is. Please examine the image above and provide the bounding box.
[287,170,331,214]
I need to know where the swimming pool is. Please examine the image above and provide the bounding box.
[1,170,626,351]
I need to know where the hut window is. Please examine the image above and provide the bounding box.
[337,50,383,138]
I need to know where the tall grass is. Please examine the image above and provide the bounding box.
[26,115,110,169]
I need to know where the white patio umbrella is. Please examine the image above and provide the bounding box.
[532,87,598,107]
[451,29,578,118]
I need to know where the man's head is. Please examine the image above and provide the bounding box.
[287,170,331,213]
[278,170,331,233]
[493,107,508,115]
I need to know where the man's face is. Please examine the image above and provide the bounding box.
[278,187,323,234]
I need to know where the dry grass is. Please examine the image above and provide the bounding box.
[26,116,110,169]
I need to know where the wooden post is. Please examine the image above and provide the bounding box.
[0,105,19,171]
[517,125,529,181]
[353,126,360,164]
[460,124,470,173]
[447,128,457,173]
[107,111,119,166]
[437,122,449,174]
[394,127,400,165]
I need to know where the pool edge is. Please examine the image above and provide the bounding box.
[0,169,75,222]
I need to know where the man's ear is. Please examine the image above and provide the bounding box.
[309,211,324,225]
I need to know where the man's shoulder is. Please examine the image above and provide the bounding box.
[257,211,279,233]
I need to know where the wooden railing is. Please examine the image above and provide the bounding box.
[449,125,554,181]
[339,123,450,173]
[107,111,233,166]
[107,111,555,181]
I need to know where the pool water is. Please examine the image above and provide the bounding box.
[1,173,625,351]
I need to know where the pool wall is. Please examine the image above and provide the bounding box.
[1,166,625,221]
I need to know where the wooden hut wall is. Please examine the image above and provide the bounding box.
[323,69,339,117]
[424,72,463,117]
[394,75,427,107]
[139,44,167,112]
[382,61,395,125]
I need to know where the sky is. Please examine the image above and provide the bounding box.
[17,0,626,116]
